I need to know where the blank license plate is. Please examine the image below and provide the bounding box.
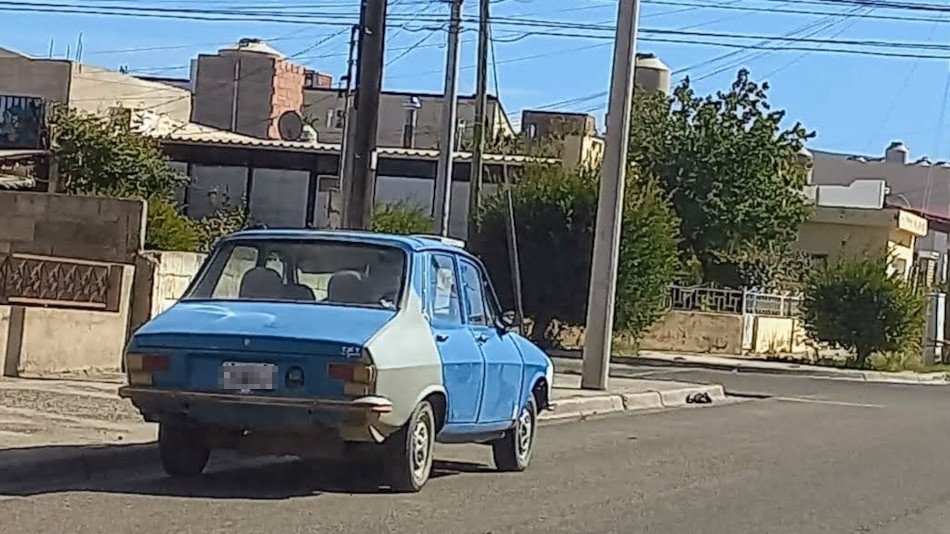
[220,362,277,391]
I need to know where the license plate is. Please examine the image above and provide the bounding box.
[220,362,277,391]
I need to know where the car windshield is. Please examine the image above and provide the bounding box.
[185,239,407,310]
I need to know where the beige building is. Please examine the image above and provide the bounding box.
[797,206,928,279]
[0,46,191,121]
[303,88,515,149]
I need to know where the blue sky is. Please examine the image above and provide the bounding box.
[3,0,950,159]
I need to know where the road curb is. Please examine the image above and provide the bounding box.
[542,383,726,422]
[0,443,157,489]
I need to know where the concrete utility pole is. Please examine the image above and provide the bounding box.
[432,0,464,237]
[343,0,388,230]
[581,0,641,391]
[338,24,360,202]
[468,0,490,237]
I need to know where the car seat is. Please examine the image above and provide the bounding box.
[239,267,283,300]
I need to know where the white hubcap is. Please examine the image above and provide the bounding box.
[517,407,533,461]
[411,413,431,480]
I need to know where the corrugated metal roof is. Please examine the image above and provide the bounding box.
[129,109,554,164]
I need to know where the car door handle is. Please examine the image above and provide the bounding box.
[436,334,450,343]
[475,334,489,344]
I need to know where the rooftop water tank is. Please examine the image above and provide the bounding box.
[634,53,671,95]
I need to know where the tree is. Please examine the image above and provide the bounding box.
[51,107,184,199]
[629,70,814,289]
[373,201,433,235]
[471,163,680,347]
[49,107,246,252]
[801,254,926,368]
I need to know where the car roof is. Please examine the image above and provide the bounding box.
[223,229,475,258]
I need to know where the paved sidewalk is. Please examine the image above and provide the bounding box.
[621,351,950,385]
[0,371,727,487]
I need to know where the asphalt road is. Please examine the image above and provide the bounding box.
[4,365,950,533]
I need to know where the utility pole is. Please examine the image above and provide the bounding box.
[432,0,463,237]
[581,0,641,391]
[344,0,388,230]
[468,0,490,237]
[338,24,359,199]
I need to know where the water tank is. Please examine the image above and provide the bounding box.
[634,53,671,95]
[885,141,908,164]
[219,38,285,59]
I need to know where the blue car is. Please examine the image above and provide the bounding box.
[119,230,553,492]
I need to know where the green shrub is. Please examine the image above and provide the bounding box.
[145,197,202,252]
[373,201,433,235]
[196,203,249,252]
[801,254,926,368]
[471,163,680,347]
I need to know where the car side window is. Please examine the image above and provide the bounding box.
[481,271,501,326]
[459,259,489,326]
[429,254,462,325]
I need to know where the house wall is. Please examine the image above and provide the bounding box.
[267,59,305,140]
[304,89,509,148]
[192,52,276,138]
[812,150,950,218]
[68,64,191,122]
[0,54,71,104]
[797,218,920,279]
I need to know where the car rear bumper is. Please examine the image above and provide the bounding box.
[118,386,393,413]
[118,386,396,443]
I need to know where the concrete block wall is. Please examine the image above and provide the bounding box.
[0,192,146,264]
[129,250,207,336]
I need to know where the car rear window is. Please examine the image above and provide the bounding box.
[185,239,407,309]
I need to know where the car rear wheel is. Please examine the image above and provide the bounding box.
[492,396,537,472]
[386,400,436,493]
[159,422,210,479]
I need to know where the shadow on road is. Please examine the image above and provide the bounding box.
[0,443,493,499]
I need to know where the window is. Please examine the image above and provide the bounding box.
[211,245,258,298]
[188,240,406,308]
[429,254,462,324]
[459,260,488,325]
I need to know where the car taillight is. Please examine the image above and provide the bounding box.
[328,363,376,384]
[126,353,170,385]
[127,353,170,372]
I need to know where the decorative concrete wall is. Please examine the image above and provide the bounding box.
[2,265,135,376]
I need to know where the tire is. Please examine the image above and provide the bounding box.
[158,422,210,479]
[492,396,537,472]
[386,400,436,493]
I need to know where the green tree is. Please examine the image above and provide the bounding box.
[629,70,814,288]
[373,201,433,235]
[49,107,246,252]
[801,254,926,368]
[51,107,184,199]
[471,163,679,347]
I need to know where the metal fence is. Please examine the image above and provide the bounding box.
[668,285,801,318]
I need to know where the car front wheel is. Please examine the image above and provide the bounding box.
[386,400,436,493]
[158,422,210,479]
[492,396,537,472]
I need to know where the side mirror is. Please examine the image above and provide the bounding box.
[498,310,521,331]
